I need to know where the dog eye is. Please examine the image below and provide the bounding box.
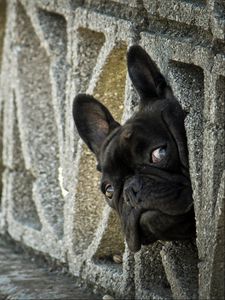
[151,147,167,163]
[105,184,114,199]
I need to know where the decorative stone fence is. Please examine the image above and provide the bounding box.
[0,0,224,299]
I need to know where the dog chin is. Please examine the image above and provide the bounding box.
[126,208,195,252]
[125,210,158,252]
[141,209,195,239]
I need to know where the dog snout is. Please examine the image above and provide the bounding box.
[123,176,143,207]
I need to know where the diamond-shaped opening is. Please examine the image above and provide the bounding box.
[37,9,67,139]
[11,96,42,230]
[0,0,6,70]
[93,210,125,271]
[37,9,67,54]
[71,28,106,158]
[16,2,63,237]
[73,43,127,255]
[168,61,204,197]
[76,28,106,93]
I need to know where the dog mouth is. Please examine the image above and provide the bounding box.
[122,208,161,252]
[119,204,140,252]
[123,207,195,253]
[122,205,141,252]
[120,176,195,252]
[120,203,157,252]
[122,208,160,252]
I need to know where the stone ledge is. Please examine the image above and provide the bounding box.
[0,237,101,300]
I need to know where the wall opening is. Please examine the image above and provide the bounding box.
[76,28,106,93]
[73,43,127,256]
[168,61,204,196]
[37,9,67,140]
[16,2,63,237]
[11,95,42,230]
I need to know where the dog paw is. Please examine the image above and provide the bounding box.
[112,254,123,264]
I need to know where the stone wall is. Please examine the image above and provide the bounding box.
[0,0,224,299]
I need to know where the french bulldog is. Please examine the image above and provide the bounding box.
[73,45,195,252]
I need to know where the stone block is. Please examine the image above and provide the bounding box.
[0,0,224,299]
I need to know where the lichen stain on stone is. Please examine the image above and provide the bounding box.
[0,0,6,70]
[76,28,105,93]
[93,42,127,120]
[74,43,127,252]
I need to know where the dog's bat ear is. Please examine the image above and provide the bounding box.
[73,94,120,156]
[161,103,189,177]
[127,45,173,104]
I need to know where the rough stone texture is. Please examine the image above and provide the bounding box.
[0,0,224,299]
[0,238,100,299]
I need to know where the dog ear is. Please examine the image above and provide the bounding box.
[161,102,189,176]
[127,45,173,104]
[73,94,120,156]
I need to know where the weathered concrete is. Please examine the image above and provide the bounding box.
[0,0,224,299]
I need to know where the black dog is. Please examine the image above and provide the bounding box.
[73,45,195,252]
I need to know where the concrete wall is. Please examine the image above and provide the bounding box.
[0,0,224,299]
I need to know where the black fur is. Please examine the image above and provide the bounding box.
[73,45,195,252]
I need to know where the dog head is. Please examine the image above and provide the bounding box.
[73,45,195,252]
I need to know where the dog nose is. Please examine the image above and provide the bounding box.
[124,177,143,207]
[131,178,142,193]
